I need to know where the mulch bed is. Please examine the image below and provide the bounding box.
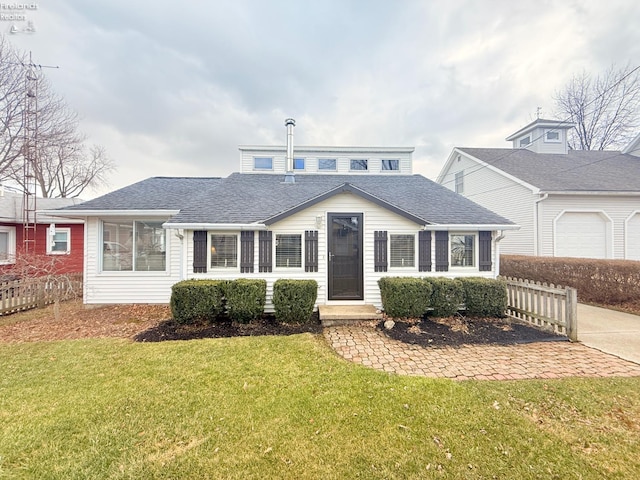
[134,313,323,342]
[379,315,568,348]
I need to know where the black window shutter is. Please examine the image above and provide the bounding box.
[418,231,432,272]
[479,231,492,272]
[240,231,254,273]
[193,230,207,273]
[259,231,272,272]
[305,230,318,272]
[374,231,388,272]
[435,231,449,272]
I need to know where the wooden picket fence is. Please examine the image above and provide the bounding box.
[0,274,83,316]
[501,276,577,341]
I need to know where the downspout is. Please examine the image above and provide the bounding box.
[494,230,505,278]
[534,193,548,256]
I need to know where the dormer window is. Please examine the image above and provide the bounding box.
[254,157,273,170]
[350,159,368,171]
[381,159,399,171]
[293,158,305,170]
[544,130,561,143]
[519,136,531,147]
[318,158,337,171]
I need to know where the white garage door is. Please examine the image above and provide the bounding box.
[627,213,640,260]
[555,212,608,258]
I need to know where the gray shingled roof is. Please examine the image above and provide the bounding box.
[59,173,514,226]
[459,148,640,192]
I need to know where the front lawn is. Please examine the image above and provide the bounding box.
[1,335,639,479]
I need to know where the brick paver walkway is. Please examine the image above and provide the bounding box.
[324,323,640,381]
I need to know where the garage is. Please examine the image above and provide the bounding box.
[555,211,610,258]
[627,213,640,260]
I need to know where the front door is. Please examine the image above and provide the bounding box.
[328,213,363,300]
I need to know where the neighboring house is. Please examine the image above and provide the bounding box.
[49,122,516,309]
[437,118,640,260]
[0,188,85,275]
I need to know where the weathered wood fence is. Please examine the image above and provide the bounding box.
[501,276,577,341]
[0,274,83,316]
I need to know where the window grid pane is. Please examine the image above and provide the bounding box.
[51,232,68,252]
[451,234,475,267]
[350,159,368,171]
[382,159,399,171]
[318,158,336,170]
[390,234,415,267]
[276,234,302,268]
[211,234,237,268]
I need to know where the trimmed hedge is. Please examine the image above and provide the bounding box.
[459,277,507,317]
[225,279,267,323]
[425,277,464,317]
[378,277,432,318]
[170,280,227,324]
[272,279,318,324]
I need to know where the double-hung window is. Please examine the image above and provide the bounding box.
[276,234,301,268]
[0,226,16,264]
[450,234,475,267]
[210,234,238,268]
[390,234,415,268]
[46,227,71,254]
[102,221,166,271]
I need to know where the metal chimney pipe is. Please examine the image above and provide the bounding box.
[284,118,296,184]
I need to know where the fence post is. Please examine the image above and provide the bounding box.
[565,287,578,342]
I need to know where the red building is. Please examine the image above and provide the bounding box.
[0,189,85,276]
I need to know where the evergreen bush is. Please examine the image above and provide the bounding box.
[170,280,226,324]
[425,277,464,317]
[272,279,318,323]
[225,279,267,323]
[378,277,432,318]
[459,277,507,317]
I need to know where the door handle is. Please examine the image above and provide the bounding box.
[328,252,334,262]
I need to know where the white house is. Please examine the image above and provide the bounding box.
[437,118,640,260]
[49,119,516,309]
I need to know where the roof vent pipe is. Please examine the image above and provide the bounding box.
[284,118,296,184]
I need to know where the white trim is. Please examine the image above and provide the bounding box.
[209,232,240,271]
[163,222,268,230]
[240,145,415,155]
[46,226,71,255]
[422,224,519,231]
[42,209,179,218]
[0,225,16,265]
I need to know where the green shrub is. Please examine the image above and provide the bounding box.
[378,277,432,318]
[225,279,267,323]
[272,279,318,324]
[459,277,507,317]
[425,277,464,317]
[170,280,226,324]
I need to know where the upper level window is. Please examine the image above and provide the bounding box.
[382,159,399,171]
[254,157,273,170]
[47,227,71,254]
[293,158,305,170]
[350,159,368,171]
[0,226,16,265]
[390,234,415,268]
[455,171,464,194]
[544,130,561,142]
[450,234,475,267]
[519,136,531,147]
[102,221,166,272]
[210,234,237,269]
[318,158,337,171]
[275,234,301,268]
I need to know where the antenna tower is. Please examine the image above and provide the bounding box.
[22,53,38,254]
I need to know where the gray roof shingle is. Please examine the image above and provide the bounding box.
[459,148,640,192]
[60,173,514,226]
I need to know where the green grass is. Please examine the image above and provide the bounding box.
[1,335,639,479]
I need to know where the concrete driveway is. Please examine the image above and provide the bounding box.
[578,304,640,364]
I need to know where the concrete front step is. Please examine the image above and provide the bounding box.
[319,304,383,327]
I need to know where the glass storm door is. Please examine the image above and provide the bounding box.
[328,213,363,300]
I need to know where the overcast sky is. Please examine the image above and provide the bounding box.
[7,0,640,198]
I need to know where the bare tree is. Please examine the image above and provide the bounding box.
[0,36,28,177]
[0,35,115,197]
[554,64,640,150]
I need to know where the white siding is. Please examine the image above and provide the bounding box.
[440,153,536,255]
[539,195,640,259]
[186,193,495,310]
[83,217,183,304]
[626,212,640,260]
